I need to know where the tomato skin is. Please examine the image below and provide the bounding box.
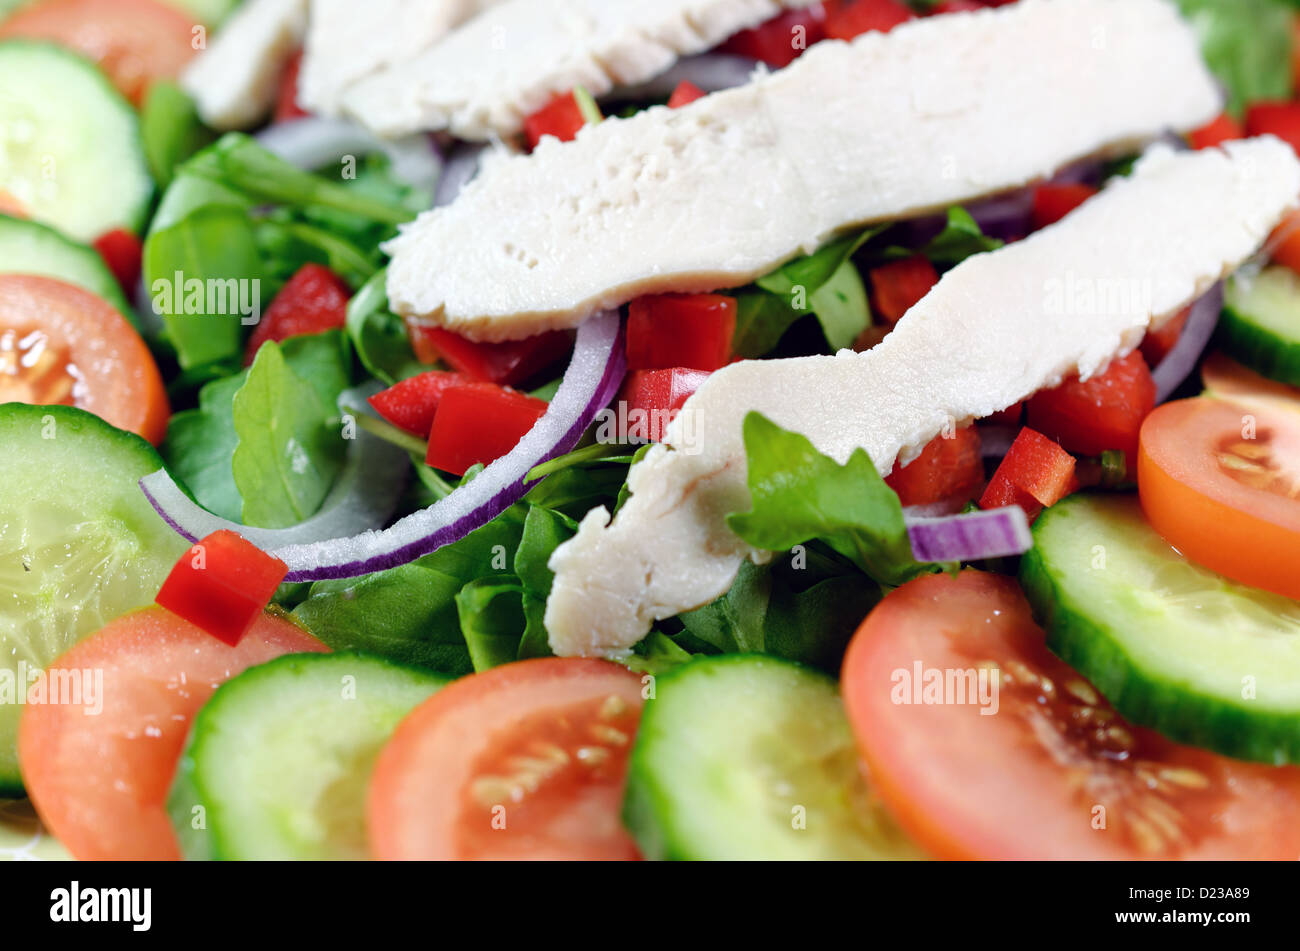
[368,370,468,438]
[274,50,310,122]
[667,80,706,109]
[868,255,939,325]
[368,658,645,860]
[626,294,736,372]
[0,274,169,444]
[1138,396,1300,600]
[824,0,915,42]
[619,367,712,443]
[426,382,548,475]
[1030,183,1098,231]
[93,228,143,297]
[719,5,828,68]
[885,426,983,507]
[524,92,588,149]
[155,531,290,646]
[1026,349,1156,459]
[18,607,327,861]
[245,264,351,365]
[406,322,573,386]
[1245,101,1300,156]
[842,570,1300,860]
[1187,112,1244,150]
[0,0,198,106]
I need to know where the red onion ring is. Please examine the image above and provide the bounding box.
[906,506,1033,563]
[1151,283,1224,403]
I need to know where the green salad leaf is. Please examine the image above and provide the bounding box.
[139,81,213,189]
[344,268,423,385]
[457,578,530,672]
[1171,0,1295,118]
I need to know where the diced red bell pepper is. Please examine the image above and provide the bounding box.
[824,0,915,41]
[668,80,707,109]
[930,1,986,13]
[1138,307,1189,368]
[245,263,351,365]
[368,370,469,438]
[426,382,549,476]
[987,401,1023,426]
[719,4,829,68]
[155,531,289,646]
[1245,101,1300,156]
[92,228,142,299]
[868,255,939,325]
[885,426,984,507]
[1025,349,1155,461]
[274,50,310,123]
[1187,112,1243,150]
[405,322,573,386]
[979,427,1077,520]
[1030,183,1098,231]
[618,367,711,443]
[626,293,737,372]
[1269,208,1300,276]
[524,91,589,150]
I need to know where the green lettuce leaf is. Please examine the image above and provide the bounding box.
[1172,0,1295,118]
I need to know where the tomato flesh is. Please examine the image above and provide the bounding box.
[368,658,645,860]
[368,370,469,438]
[18,607,327,860]
[885,426,983,507]
[1187,112,1244,150]
[842,570,1300,859]
[426,382,548,476]
[626,294,736,372]
[245,263,351,365]
[1030,183,1098,231]
[1139,395,1300,600]
[0,275,168,444]
[0,0,198,106]
[1026,349,1155,460]
[868,255,939,325]
[92,228,142,298]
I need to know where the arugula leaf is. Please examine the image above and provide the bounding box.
[912,206,1003,265]
[726,412,929,586]
[344,268,424,385]
[623,632,696,675]
[457,578,529,672]
[139,81,213,189]
[231,336,349,528]
[1171,0,1294,118]
[732,290,805,359]
[161,372,245,521]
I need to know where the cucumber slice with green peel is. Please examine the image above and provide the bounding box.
[624,654,926,860]
[0,42,153,242]
[1020,493,1300,765]
[169,652,449,860]
[1219,266,1300,387]
[159,0,240,24]
[0,404,188,794]
[0,214,132,318]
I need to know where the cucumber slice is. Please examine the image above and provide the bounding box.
[0,42,153,242]
[1219,266,1300,387]
[624,654,925,860]
[160,0,239,24]
[0,404,187,793]
[0,214,132,317]
[1020,493,1300,765]
[169,652,448,860]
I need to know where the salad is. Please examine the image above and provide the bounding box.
[2,0,1300,863]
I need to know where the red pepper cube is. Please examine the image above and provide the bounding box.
[668,80,706,109]
[1030,183,1099,231]
[1246,101,1300,157]
[719,5,829,68]
[619,367,712,443]
[626,294,737,372]
[368,370,469,438]
[245,263,351,365]
[404,321,573,386]
[274,50,310,123]
[987,401,1024,426]
[427,382,549,476]
[824,0,914,42]
[1025,349,1156,460]
[980,427,1077,519]
[868,255,939,325]
[524,91,588,150]
[155,531,289,646]
[1188,113,1243,151]
[885,426,983,508]
[92,228,143,298]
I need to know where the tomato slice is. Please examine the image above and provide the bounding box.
[18,606,327,860]
[885,426,983,507]
[1202,351,1300,412]
[0,274,168,444]
[0,0,198,106]
[1138,394,1300,600]
[368,658,645,860]
[842,570,1300,859]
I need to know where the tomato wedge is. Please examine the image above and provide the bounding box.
[1138,394,1300,600]
[368,658,645,860]
[0,0,198,106]
[18,607,327,861]
[842,571,1300,859]
[0,275,169,444]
